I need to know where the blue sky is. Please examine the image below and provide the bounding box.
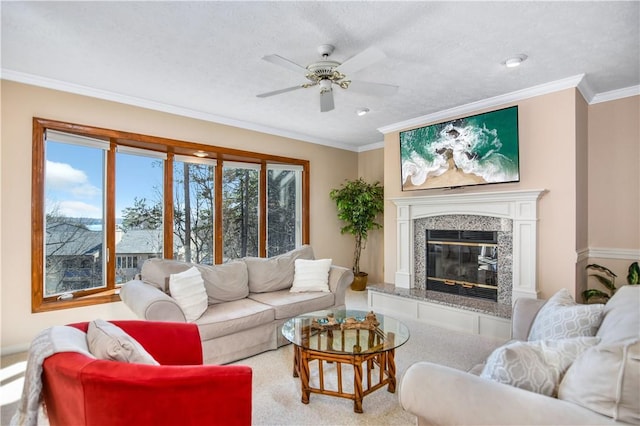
[46,142,163,219]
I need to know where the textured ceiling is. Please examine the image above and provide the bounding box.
[2,1,639,150]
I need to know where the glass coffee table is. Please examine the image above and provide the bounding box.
[281,309,410,413]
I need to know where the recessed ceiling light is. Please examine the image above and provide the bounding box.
[356,108,370,116]
[504,54,528,68]
[193,151,208,158]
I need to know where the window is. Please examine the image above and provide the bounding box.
[173,156,215,264]
[32,118,309,312]
[116,147,165,283]
[223,162,260,261]
[44,132,107,297]
[267,165,303,257]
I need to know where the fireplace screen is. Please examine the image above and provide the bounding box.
[426,230,498,301]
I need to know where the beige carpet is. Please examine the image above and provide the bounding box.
[233,289,505,425]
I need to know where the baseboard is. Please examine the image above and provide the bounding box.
[1,343,30,357]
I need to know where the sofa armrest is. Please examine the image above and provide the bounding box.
[511,297,546,340]
[120,279,186,322]
[399,362,616,425]
[328,265,354,307]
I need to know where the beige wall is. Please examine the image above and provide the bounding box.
[587,95,640,286]
[575,93,590,296]
[0,81,357,353]
[357,148,385,284]
[384,88,614,301]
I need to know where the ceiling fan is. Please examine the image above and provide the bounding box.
[257,44,399,112]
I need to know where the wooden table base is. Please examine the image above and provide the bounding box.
[292,344,397,413]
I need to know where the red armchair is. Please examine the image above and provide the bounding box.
[41,320,252,426]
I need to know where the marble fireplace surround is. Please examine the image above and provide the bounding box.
[390,189,546,305]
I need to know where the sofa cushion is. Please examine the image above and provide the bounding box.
[528,288,604,341]
[480,337,600,396]
[87,319,159,365]
[169,266,208,322]
[195,260,249,305]
[249,289,335,320]
[195,298,275,341]
[290,258,332,293]
[141,258,191,293]
[558,338,640,424]
[596,285,640,345]
[244,245,315,293]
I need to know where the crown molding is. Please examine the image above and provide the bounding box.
[576,76,596,103]
[357,141,385,152]
[1,69,361,152]
[378,74,586,134]
[590,85,640,104]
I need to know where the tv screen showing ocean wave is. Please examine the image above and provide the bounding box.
[400,106,519,191]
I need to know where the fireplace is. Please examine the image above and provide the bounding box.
[426,230,498,301]
[415,216,511,304]
[391,190,546,305]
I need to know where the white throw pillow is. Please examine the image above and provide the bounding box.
[169,266,208,322]
[244,245,315,293]
[87,319,159,365]
[290,258,332,293]
[528,288,604,341]
[558,338,640,424]
[480,336,600,396]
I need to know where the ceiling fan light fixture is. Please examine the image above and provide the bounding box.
[504,54,528,68]
[319,79,333,92]
[356,108,370,116]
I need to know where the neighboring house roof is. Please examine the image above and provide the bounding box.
[46,224,163,256]
[115,229,163,254]
[45,224,102,257]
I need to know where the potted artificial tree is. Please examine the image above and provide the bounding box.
[330,178,384,291]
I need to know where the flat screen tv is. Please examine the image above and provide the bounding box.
[400,106,519,191]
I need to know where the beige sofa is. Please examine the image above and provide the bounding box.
[120,245,354,364]
[399,285,639,425]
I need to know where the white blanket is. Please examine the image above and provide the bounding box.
[10,326,94,426]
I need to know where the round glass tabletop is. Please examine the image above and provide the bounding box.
[281,309,410,355]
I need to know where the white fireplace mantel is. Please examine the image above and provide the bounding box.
[390,189,547,303]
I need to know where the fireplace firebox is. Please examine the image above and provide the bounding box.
[426,230,498,301]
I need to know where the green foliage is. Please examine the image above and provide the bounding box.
[583,261,640,303]
[627,262,640,285]
[121,197,163,231]
[329,178,384,275]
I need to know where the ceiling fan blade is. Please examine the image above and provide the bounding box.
[262,54,308,74]
[336,47,386,75]
[320,89,335,112]
[348,80,399,96]
[256,85,304,98]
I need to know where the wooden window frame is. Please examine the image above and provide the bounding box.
[32,117,310,312]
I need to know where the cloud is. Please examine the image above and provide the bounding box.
[48,200,103,219]
[46,160,101,198]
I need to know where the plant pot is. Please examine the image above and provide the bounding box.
[351,272,368,291]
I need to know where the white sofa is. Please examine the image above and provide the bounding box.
[121,245,354,364]
[399,285,639,425]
